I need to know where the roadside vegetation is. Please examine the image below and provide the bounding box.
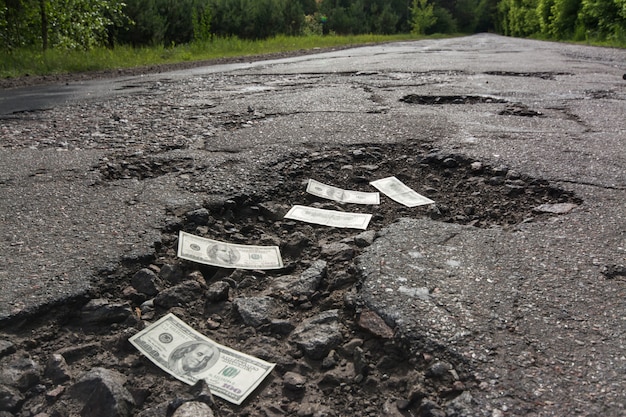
[0,33,423,79]
[1,0,624,79]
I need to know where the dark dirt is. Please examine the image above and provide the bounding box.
[0,140,581,416]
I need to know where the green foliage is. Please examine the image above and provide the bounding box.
[316,0,406,35]
[578,0,624,40]
[549,0,581,38]
[48,0,126,49]
[537,0,555,33]
[1,0,621,55]
[373,4,401,34]
[207,0,304,40]
[475,0,499,31]
[430,6,458,33]
[0,33,423,79]
[302,13,324,36]
[497,0,540,37]
[192,3,212,41]
[455,0,480,32]
[0,0,127,50]
[410,0,437,34]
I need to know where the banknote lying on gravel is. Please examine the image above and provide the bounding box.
[177,231,284,270]
[306,179,380,205]
[370,176,435,207]
[284,205,372,229]
[130,313,275,405]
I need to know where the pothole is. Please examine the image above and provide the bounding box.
[185,142,581,229]
[400,94,507,105]
[498,104,544,117]
[484,71,572,80]
[0,142,581,417]
[585,89,620,100]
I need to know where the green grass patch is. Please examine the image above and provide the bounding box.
[0,33,422,80]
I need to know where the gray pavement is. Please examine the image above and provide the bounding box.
[1,34,625,415]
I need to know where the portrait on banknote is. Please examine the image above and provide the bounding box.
[168,340,220,378]
[206,243,240,265]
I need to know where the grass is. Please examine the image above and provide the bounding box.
[0,33,422,79]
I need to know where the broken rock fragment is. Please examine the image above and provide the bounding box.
[69,367,135,417]
[154,280,203,309]
[357,309,395,339]
[282,371,306,393]
[0,340,15,360]
[233,296,277,328]
[272,260,326,300]
[205,280,230,302]
[131,268,160,296]
[320,242,354,261]
[290,310,343,360]
[45,353,71,384]
[354,230,376,247]
[171,401,215,417]
[0,383,23,412]
[81,298,132,325]
[0,356,41,390]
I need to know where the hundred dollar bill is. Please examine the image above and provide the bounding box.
[370,176,435,207]
[306,179,380,205]
[177,231,283,270]
[129,313,275,405]
[285,205,372,230]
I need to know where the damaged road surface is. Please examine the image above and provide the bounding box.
[0,33,625,416]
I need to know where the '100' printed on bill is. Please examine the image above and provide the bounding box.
[129,313,275,405]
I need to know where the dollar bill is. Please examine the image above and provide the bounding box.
[306,179,380,205]
[130,313,275,405]
[284,205,372,229]
[177,231,283,270]
[370,176,435,207]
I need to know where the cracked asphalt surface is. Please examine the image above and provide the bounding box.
[1,34,625,415]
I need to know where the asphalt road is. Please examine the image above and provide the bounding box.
[1,34,625,415]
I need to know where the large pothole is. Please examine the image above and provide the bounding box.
[0,142,581,417]
[400,95,507,105]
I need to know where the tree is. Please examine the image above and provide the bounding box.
[455,0,480,32]
[537,0,555,35]
[373,3,400,34]
[410,0,436,34]
[192,2,212,41]
[578,0,622,39]
[496,0,540,37]
[0,0,127,50]
[474,0,499,32]
[549,0,582,38]
[430,5,458,33]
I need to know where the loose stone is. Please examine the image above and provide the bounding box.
[290,310,343,360]
[154,280,203,309]
[44,354,71,384]
[283,372,306,392]
[357,309,395,339]
[0,356,41,390]
[0,383,23,412]
[233,296,277,328]
[81,299,132,325]
[131,268,160,296]
[69,368,135,417]
[171,401,214,417]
